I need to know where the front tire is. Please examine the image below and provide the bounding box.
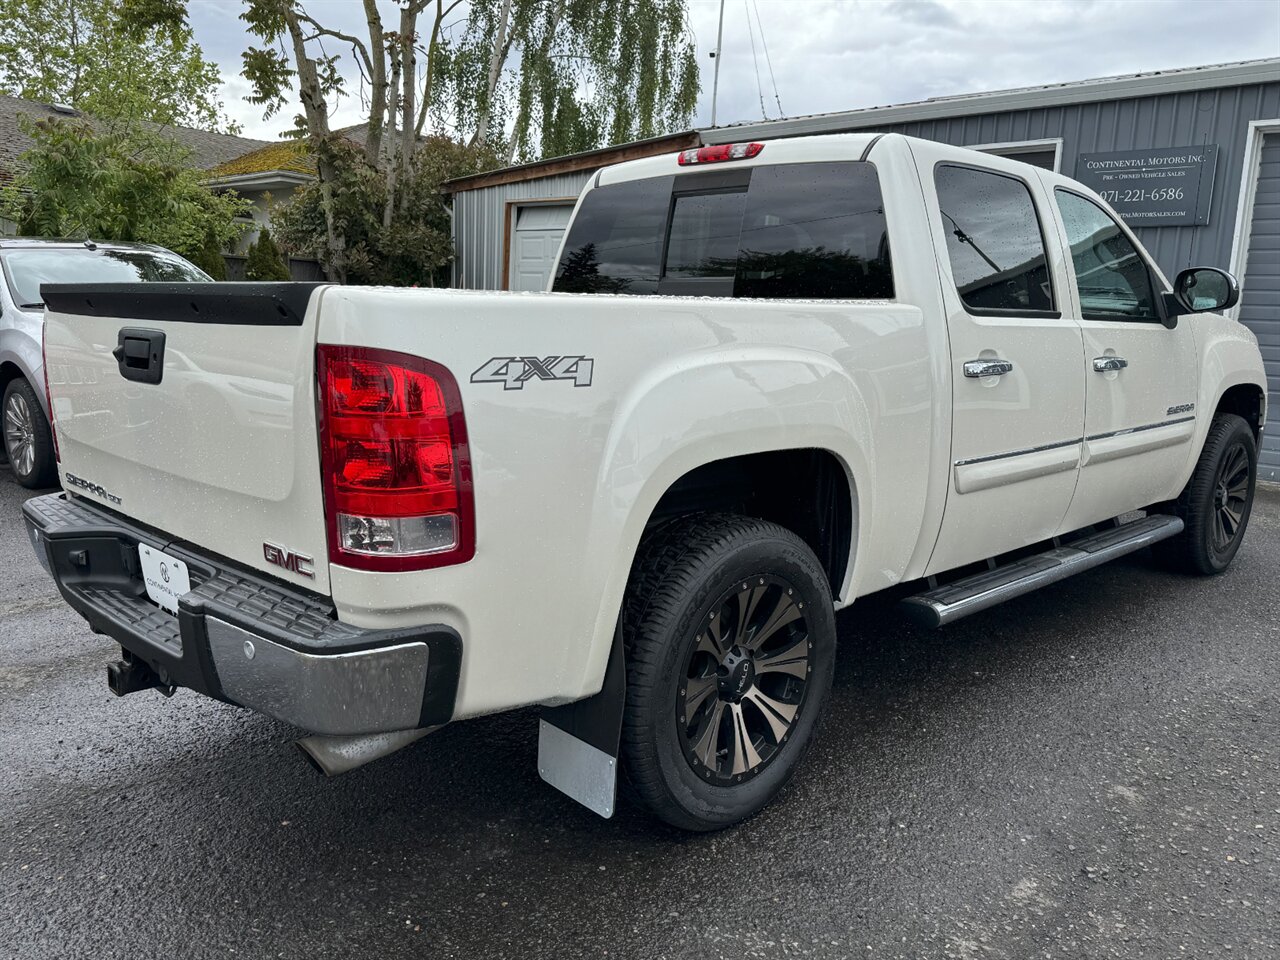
[1152,413,1257,575]
[620,514,836,831]
[2,378,57,489]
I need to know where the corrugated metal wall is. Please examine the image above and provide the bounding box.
[864,81,1280,279]
[450,171,593,290]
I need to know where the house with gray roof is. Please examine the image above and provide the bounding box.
[0,94,272,186]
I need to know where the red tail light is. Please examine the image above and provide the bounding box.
[41,323,59,463]
[677,142,764,166]
[317,345,474,572]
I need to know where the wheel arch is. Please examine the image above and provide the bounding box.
[0,330,47,418]
[1214,381,1266,442]
[645,448,856,599]
[0,359,24,392]
[575,347,877,703]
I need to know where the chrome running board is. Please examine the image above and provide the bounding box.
[901,514,1184,629]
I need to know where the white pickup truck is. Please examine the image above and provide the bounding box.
[25,133,1266,831]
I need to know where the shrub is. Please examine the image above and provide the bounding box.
[245,227,290,281]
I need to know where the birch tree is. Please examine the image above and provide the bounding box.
[240,0,698,283]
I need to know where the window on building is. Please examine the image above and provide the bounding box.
[934,164,1056,314]
[1055,189,1160,322]
[970,141,1061,171]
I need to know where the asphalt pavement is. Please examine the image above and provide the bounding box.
[2,472,1278,960]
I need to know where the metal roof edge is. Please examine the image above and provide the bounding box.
[699,59,1280,143]
[441,130,700,193]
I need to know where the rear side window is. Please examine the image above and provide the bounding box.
[552,161,893,300]
[553,176,673,295]
[934,164,1056,315]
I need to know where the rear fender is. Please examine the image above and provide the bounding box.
[576,346,874,697]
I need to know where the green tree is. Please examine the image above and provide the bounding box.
[240,0,698,283]
[188,233,229,280]
[0,117,251,268]
[0,0,240,133]
[272,136,499,287]
[244,227,291,281]
[446,0,701,164]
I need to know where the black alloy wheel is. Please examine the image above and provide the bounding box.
[1152,412,1257,575]
[678,575,812,785]
[621,513,836,831]
[1210,440,1250,553]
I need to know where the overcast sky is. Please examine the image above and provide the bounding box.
[187,0,1280,143]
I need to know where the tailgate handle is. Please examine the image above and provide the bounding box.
[112,328,166,385]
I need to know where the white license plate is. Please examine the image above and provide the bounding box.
[138,544,191,616]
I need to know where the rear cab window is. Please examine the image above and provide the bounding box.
[553,161,894,301]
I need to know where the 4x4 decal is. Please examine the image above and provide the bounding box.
[471,356,594,391]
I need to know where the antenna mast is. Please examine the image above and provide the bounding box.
[709,0,726,127]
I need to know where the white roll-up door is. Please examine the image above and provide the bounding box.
[509,204,574,292]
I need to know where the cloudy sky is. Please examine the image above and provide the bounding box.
[187,0,1280,142]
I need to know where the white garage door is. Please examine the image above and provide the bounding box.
[1239,133,1280,482]
[509,204,574,292]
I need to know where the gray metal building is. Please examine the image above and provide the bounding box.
[443,58,1280,478]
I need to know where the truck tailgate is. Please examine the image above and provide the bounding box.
[40,283,333,594]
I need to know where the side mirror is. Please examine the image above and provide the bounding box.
[1169,266,1240,317]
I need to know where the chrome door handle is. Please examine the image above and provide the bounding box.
[963,359,1014,378]
[1092,356,1129,373]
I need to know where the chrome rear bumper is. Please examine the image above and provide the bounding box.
[23,492,461,736]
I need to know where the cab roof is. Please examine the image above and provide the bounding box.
[595,132,893,187]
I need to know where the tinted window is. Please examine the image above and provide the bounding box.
[1,248,210,306]
[1055,189,1159,322]
[553,176,672,294]
[934,164,1055,314]
[736,162,893,299]
[664,190,745,278]
[553,162,894,300]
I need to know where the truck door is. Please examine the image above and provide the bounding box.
[910,144,1087,574]
[1047,187,1200,530]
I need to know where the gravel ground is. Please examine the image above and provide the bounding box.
[2,474,1278,960]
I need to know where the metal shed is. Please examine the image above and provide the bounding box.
[443,58,1280,478]
[445,132,699,293]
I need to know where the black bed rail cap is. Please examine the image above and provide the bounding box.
[40,282,329,327]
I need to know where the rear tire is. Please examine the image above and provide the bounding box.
[1151,413,1256,575]
[2,378,57,489]
[620,514,836,831]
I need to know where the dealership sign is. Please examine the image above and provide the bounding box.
[1075,145,1219,227]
